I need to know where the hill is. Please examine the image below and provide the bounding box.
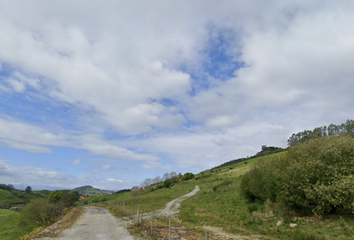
[88,148,354,240]
[72,185,113,196]
[0,188,51,208]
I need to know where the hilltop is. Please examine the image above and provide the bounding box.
[72,185,113,196]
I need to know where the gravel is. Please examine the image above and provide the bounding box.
[35,207,137,240]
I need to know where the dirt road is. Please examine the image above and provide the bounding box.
[35,186,200,240]
[36,207,136,240]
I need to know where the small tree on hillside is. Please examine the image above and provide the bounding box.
[25,186,32,193]
[163,179,172,188]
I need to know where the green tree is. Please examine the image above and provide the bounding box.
[163,179,172,188]
[25,186,32,193]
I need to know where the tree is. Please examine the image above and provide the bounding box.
[163,179,172,188]
[162,172,170,181]
[25,186,32,193]
[181,172,194,181]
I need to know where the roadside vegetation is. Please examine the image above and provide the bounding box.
[0,189,80,240]
[88,120,354,239]
[2,119,353,239]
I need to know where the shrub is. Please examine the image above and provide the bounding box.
[275,135,354,214]
[181,172,195,181]
[48,190,79,207]
[19,199,64,226]
[163,180,172,188]
[240,158,278,202]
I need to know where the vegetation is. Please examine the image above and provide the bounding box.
[241,135,354,215]
[91,133,354,239]
[0,209,40,240]
[20,190,79,227]
[287,119,354,147]
[71,185,113,196]
[0,187,51,209]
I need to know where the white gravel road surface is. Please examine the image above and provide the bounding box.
[37,207,136,240]
[36,186,200,240]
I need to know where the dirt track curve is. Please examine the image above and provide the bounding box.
[35,186,200,240]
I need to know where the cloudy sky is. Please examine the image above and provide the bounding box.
[1,0,354,191]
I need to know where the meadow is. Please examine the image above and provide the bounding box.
[0,209,39,240]
[90,151,354,240]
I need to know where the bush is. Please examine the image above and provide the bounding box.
[240,158,277,202]
[181,172,195,181]
[241,135,354,215]
[48,190,79,207]
[275,135,354,214]
[163,180,172,188]
[19,199,64,226]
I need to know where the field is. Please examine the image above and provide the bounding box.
[0,209,39,240]
[89,152,354,239]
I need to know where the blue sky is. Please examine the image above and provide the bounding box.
[1,0,354,191]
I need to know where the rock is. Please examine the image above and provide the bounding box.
[276,219,284,226]
[290,223,297,228]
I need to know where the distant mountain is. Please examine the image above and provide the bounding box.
[72,185,113,196]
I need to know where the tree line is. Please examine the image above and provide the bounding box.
[130,171,196,196]
[287,119,354,147]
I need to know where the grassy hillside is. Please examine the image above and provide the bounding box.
[90,151,354,239]
[0,189,23,206]
[0,209,39,240]
[72,185,113,196]
[0,189,51,208]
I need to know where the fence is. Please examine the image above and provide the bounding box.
[92,201,210,239]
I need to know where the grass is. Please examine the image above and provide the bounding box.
[91,151,354,239]
[0,209,39,240]
[0,189,23,205]
[0,189,52,208]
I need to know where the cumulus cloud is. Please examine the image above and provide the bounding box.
[1,1,354,189]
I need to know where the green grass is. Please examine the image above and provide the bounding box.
[0,209,39,240]
[0,189,23,205]
[93,151,354,239]
[0,189,52,208]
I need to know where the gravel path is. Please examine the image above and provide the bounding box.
[35,186,200,240]
[36,207,136,240]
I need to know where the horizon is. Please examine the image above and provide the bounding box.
[1,1,354,191]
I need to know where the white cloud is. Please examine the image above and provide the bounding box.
[107,178,123,183]
[67,159,81,165]
[0,1,354,189]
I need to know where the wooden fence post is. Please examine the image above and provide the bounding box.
[136,204,140,223]
[206,231,208,240]
[169,218,171,240]
[151,217,153,235]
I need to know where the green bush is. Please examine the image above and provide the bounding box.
[181,172,195,181]
[163,179,172,188]
[275,135,354,214]
[241,135,354,215]
[240,158,277,202]
[19,199,63,226]
[48,190,79,207]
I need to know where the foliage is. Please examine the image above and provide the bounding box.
[181,172,195,181]
[287,119,354,147]
[0,184,15,191]
[48,190,79,207]
[240,158,277,202]
[163,179,172,188]
[241,135,354,215]
[275,135,354,214]
[19,199,64,226]
[25,186,32,193]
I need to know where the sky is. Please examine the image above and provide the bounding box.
[1,0,354,191]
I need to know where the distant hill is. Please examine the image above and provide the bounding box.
[72,185,113,196]
[0,188,51,208]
